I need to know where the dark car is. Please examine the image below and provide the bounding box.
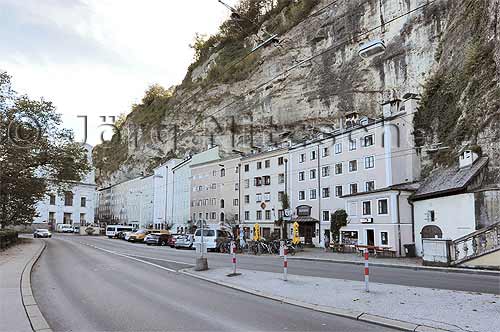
[144,233,171,246]
[34,229,52,238]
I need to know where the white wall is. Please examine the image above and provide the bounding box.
[414,193,476,256]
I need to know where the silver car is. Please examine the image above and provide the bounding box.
[34,229,52,238]
[175,234,194,249]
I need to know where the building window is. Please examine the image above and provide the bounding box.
[364,156,375,169]
[256,211,262,220]
[211,212,217,220]
[309,169,316,179]
[428,210,436,222]
[278,209,284,218]
[64,192,73,206]
[349,139,357,151]
[378,199,389,215]
[220,199,225,209]
[63,213,72,224]
[244,164,249,172]
[321,166,330,177]
[221,168,226,177]
[256,193,262,202]
[298,171,305,181]
[362,201,372,216]
[365,181,375,192]
[220,212,225,222]
[310,150,317,160]
[264,192,271,201]
[265,160,271,168]
[309,189,317,200]
[348,160,358,172]
[298,191,306,201]
[233,199,239,206]
[278,173,285,184]
[335,143,342,154]
[257,161,262,169]
[265,210,271,220]
[335,185,343,197]
[244,195,250,204]
[80,213,86,225]
[212,170,218,176]
[363,134,374,147]
[244,179,250,188]
[48,212,55,222]
[244,211,250,221]
[322,147,329,157]
[211,198,216,205]
[235,183,239,191]
[322,187,330,198]
[299,153,305,163]
[278,191,284,202]
[350,183,358,195]
[206,213,210,220]
[278,157,284,165]
[381,232,389,245]
[211,183,217,189]
[322,210,330,222]
[254,177,262,186]
[263,176,271,185]
[49,194,56,205]
[335,163,343,175]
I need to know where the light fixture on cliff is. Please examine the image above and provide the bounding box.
[358,39,386,58]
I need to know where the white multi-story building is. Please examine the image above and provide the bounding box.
[289,95,420,248]
[170,146,221,229]
[153,158,181,230]
[190,155,241,227]
[33,144,96,230]
[240,146,289,240]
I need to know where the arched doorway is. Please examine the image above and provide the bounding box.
[421,225,443,239]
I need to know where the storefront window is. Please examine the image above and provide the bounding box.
[341,231,358,245]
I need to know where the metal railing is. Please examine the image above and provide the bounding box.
[450,222,500,265]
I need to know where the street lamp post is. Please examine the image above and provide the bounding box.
[195,219,208,271]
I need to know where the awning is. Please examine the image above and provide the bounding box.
[291,216,319,223]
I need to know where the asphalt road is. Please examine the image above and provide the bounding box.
[60,234,500,295]
[32,236,396,332]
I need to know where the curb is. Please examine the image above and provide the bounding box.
[287,256,500,276]
[20,239,53,332]
[180,269,450,332]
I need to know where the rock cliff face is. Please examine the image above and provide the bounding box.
[93,0,500,187]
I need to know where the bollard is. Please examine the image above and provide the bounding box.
[231,241,237,275]
[364,248,369,292]
[283,245,288,281]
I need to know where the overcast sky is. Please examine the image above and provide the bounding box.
[0,0,238,145]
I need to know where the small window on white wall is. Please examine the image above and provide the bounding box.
[428,210,436,222]
[381,232,388,245]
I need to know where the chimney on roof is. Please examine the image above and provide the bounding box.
[459,150,479,168]
[403,92,420,115]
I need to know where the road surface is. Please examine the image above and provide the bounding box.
[32,235,397,331]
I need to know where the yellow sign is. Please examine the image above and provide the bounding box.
[292,222,300,244]
[253,223,261,241]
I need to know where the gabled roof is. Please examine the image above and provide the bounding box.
[341,182,420,199]
[412,157,489,200]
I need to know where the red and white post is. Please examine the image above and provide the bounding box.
[283,245,288,281]
[364,248,369,292]
[231,241,237,275]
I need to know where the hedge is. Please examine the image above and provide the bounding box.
[0,230,19,250]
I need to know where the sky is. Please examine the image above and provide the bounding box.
[0,0,238,145]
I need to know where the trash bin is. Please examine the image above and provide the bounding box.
[404,243,416,257]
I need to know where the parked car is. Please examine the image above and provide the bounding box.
[167,234,181,248]
[57,224,74,233]
[34,229,52,238]
[175,234,194,249]
[73,226,80,234]
[127,229,151,242]
[144,233,171,246]
[122,231,135,241]
[194,228,233,252]
[106,225,135,238]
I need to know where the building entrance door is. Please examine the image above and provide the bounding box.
[366,229,375,246]
[299,224,314,245]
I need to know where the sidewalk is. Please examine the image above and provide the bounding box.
[184,267,500,332]
[0,238,50,332]
[292,247,423,266]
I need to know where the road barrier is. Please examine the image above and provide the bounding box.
[283,245,288,281]
[364,248,369,292]
[231,241,237,275]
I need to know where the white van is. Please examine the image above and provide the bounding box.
[106,225,135,238]
[194,228,232,252]
[57,224,74,233]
